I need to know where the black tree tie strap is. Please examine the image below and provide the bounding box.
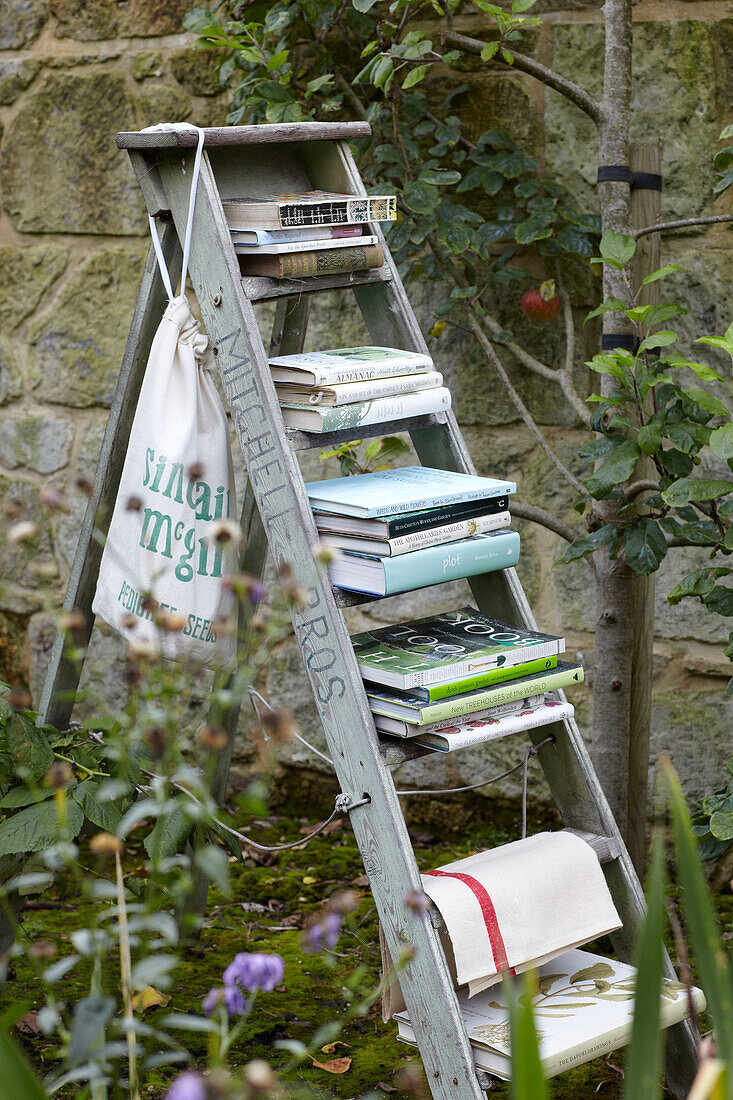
[601,333,640,354]
[597,165,662,191]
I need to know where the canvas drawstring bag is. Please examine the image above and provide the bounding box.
[93,124,238,671]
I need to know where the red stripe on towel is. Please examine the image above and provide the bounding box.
[424,869,513,975]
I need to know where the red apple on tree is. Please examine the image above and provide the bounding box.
[520,279,562,321]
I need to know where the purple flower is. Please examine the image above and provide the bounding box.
[202,988,219,1017]
[303,911,343,953]
[165,1071,206,1100]
[223,952,284,993]
[202,985,250,1018]
[249,579,266,606]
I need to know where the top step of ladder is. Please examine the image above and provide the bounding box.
[116,121,372,149]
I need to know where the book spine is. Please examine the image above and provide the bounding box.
[307,387,452,433]
[282,372,443,407]
[232,225,363,244]
[280,243,384,276]
[278,196,396,228]
[387,510,510,555]
[385,497,509,537]
[381,530,520,598]
[236,234,377,255]
[416,666,584,723]
[298,360,432,386]
[412,701,573,752]
[423,655,558,700]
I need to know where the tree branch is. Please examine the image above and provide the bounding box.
[509,501,578,543]
[624,479,659,500]
[633,214,733,240]
[442,30,603,124]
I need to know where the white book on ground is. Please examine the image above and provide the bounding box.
[269,345,434,387]
[394,947,705,1080]
[274,370,442,407]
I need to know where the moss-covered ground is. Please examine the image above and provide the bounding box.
[1,780,728,1099]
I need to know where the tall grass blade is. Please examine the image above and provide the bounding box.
[507,969,549,1100]
[622,832,666,1100]
[0,1027,47,1099]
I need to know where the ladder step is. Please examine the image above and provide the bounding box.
[242,264,392,302]
[287,411,448,452]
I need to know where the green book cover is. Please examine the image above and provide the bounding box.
[366,661,584,725]
[419,655,558,701]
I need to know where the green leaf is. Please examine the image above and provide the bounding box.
[710,422,733,461]
[555,524,617,565]
[507,971,548,1100]
[0,1028,47,1100]
[624,519,667,576]
[668,359,723,383]
[584,298,628,324]
[5,715,53,781]
[661,478,733,506]
[514,218,553,245]
[193,845,231,896]
[703,585,733,617]
[0,797,83,855]
[0,786,54,810]
[161,1012,219,1034]
[621,836,666,1100]
[696,335,733,355]
[352,0,379,10]
[402,64,427,89]
[71,780,122,833]
[666,762,733,1068]
[144,804,194,861]
[637,422,662,455]
[710,810,733,842]
[637,330,677,354]
[680,388,728,417]
[598,230,636,269]
[667,569,730,606]
[68,996,115,1068]
[480,41,499,61]
[401,180,440,214]
[584,440,641,500]
[436,221,471,252]
[641,263,683,287]
[419,168,462,185]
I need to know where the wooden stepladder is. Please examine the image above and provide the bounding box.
[39,123,699,1098]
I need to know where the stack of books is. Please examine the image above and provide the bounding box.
[270,345,451,434]
[351,605,583,751]
[223,190,396,279]
[305,467,519,596]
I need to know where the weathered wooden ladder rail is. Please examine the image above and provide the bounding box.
[38,122,698,1098]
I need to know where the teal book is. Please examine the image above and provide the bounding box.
[352,603,563,690]
[366,661,585,725]
[306,466,516,518]
[327,530,520,597]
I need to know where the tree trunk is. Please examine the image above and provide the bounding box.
[591,0,635,836]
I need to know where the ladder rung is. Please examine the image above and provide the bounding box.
[116,121,372,149]
[242,264,392,302]
[288,411,448,452]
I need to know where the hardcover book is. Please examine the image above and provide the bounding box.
[222,191,397,230]
[281,387,451,433]
[238,242,384,278]
[373,693,546,738]
[394,948,704,1081]
[313,496,510,539]
[269,346,434,387]
[351,606,564,690]
[231,225,363,245]
[365,661,584,724]
[327,531,520,597]
[234,233,377,255]
[274,370,443,407]
[319,508,511,557]
[305,468,515,519]
[408,698,572,752]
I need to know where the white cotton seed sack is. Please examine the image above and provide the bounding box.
[92,295,238,671]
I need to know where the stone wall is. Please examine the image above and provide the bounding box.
[0,0,731,812]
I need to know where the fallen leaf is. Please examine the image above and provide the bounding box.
[351,874,369,887]
[311,1056,352,1074]
[378,1082,397,1093]
[131,986,171,1012]
[302,876,318,885]
[321,819,344,836]
[240,901,268,914]
[322,1041,350,1054]
[15,1011,40,1036]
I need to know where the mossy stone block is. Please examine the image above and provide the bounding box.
[0,478,56,590]
[0,0,47,48]
[0,73,144,235]
[50,0,198,41]
[130,51,163,82]
[0,416,74,475]
[170,48,226,97]
[138,83,192,127]
[28,246,147,408]
[0,339,23,407]
[0,245,69,332]
[0,59,40,105]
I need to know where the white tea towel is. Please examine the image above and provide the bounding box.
[422,831,621,996]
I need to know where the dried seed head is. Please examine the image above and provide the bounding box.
[187,462,204,480]
[208,518,243,546]
[60,610,85,633]
[277,562,308,609]
[143,725,167,759]
[5,687,32,710]
[45,760,73,789]
[120,613,138,629]
[250,609,268,631]
[211,614,236,636]
[28,940,56,960]
[123,661,142,687]
[155,610,187,632]
[243,1060,278,1093]
[257,706,296,743]
[39,485,70,513]
[312,541,341,566]
[27,560,58,580]
[196,724,228,751]
[327,889,359,915]
[90,832,124,855]
[140,595,158,613]
[8,521,38,545]
[74,476,94,497]
[125,495,143,512]
[3,495,24,520]
[126,639,160,661]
